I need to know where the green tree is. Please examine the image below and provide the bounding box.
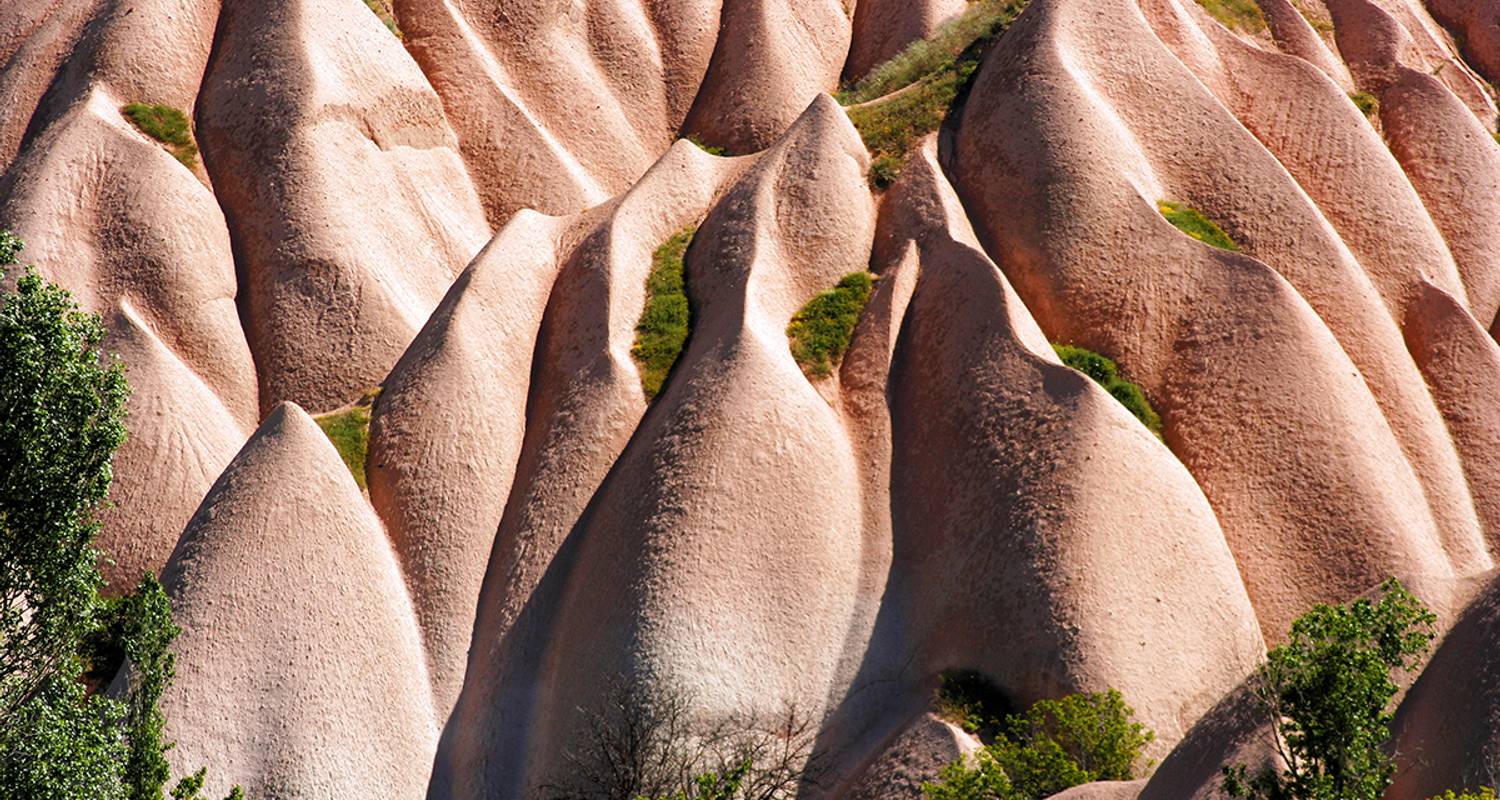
[119,576,181,800]
[0,657,127,798]
[0,233,238,800]
[1223,577,1437,800]
[0,247,128,720]
[924,689,1155,800]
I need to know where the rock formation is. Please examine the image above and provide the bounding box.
[6,0,1500,796]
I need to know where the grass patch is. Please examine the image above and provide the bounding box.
[788,272,876,377]
[841,0,1026,188]
[838,0,1024,105]
[632,226,695,399]
[847,62,978,189]
[685,135,727,156]
[1157,200,1240,251]
[1194,0,1267,33]
[121,103,198,168]
[1053,344,1163,438]
[1292,0,1335,33]
[1350,91,1379,117]
[1493,131,1500,146]
[314,387,381,490]
[364,0,402,37]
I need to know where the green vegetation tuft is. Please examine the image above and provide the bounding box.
[364,0,402,37]
[841,0,1027,188]
[1053,344,1163,438]
[1494,131,1500,146]
[314,387,381,490]
[1193,0,1267,33]
[1158,200,1240,252]
[121,103,198,168]
[788,272,876,377]
[1428,791,1499,800]
[632,226,696,399]
[686,135,728,157]
[924,689,1156,800]
[1350,91,1379,117]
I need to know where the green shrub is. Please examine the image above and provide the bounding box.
[1429,790,1499,800]
[364,0,401,37]
[1157,201,1239,251]
[1223,578,1437,800]
[314,387,381,490]
[686,135,728,157]
[787,272,876,377]
[842,0,1026,188]
[924,690,1156,800]
[639,760,752,800]
[1052,344,1163,438]
[632,226,696,399]
[869,154,902,189]
[1194,0,1267,33]
[925,751,1016,800]
[935,670,1014,739]
[121,103,198,168]
[0,231,19,265]
[1350,91,1379,117]
[170,769,245,800]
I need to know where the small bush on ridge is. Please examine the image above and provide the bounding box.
[839,0,1024,105]
[1052,344,1163,439]
[686,136,728,157]
[924,689,1155,800]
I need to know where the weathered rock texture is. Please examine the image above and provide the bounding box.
[156,403,437,799]
[197,0,491,413]
[7,0,1500,797]
[845,713,981,800]
[845,0,967,81]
